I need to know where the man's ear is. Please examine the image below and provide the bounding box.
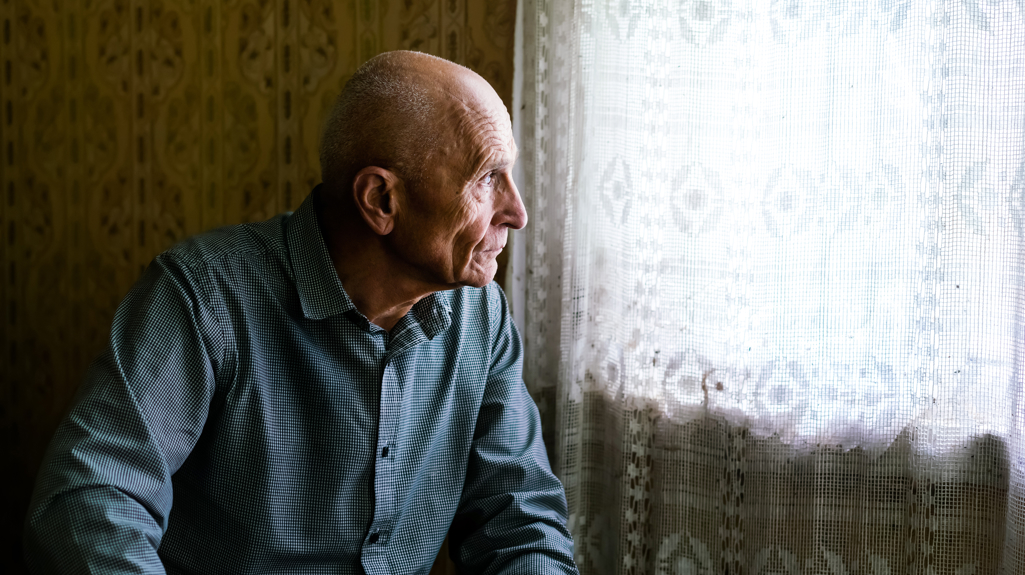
[352,166,403,236]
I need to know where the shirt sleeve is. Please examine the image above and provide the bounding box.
[23,253,224,574]
[448,287,579,574]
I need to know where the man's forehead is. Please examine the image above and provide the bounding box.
[442,85,508,124]
[441,90,512,143]
[477,114,517,157]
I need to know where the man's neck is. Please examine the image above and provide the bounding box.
[332,268,424,333]
[315,197,433,333]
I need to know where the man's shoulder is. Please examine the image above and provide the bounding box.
[446,282,512,334]
[160,213,293,271]
[448,281,507,308]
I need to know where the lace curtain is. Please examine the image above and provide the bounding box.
[510,0,1025,573]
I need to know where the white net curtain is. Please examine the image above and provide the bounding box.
[510,0,1025,573]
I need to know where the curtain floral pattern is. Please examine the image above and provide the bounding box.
[513,0,1025,572]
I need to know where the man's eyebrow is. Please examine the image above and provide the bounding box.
[484,145,518,172]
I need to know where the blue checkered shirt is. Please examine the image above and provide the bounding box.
[24,191,578,574]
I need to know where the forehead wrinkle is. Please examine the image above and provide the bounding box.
[450,105,511,182]
[419,72,512,200]
[490,137,518,170]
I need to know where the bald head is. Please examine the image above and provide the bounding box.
[319,51,506,203]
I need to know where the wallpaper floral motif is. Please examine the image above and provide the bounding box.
[0,0,515,570]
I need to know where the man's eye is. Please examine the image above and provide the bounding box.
[482,173,494,186]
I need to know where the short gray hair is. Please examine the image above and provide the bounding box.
[320,52,462,197]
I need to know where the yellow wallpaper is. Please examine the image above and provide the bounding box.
[0,0,515,570]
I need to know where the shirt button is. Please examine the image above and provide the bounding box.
[381,446,389,457]
[368,532,379,544]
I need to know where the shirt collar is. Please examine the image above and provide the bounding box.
[287,187,357,320]
[410,292,453,340]
[287,186,454,336]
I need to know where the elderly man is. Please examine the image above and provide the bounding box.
[25,51,578,574]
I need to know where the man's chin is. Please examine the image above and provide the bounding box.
[461,272,496,289]
[458,260,498,288]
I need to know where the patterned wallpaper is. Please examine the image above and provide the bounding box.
[0,0,515,570]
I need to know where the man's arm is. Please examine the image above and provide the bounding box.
[24,254,223,574]
[448,288,578,574]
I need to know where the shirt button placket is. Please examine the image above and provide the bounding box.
[361,356,398,575]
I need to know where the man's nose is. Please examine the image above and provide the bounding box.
[497,173,528,230]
